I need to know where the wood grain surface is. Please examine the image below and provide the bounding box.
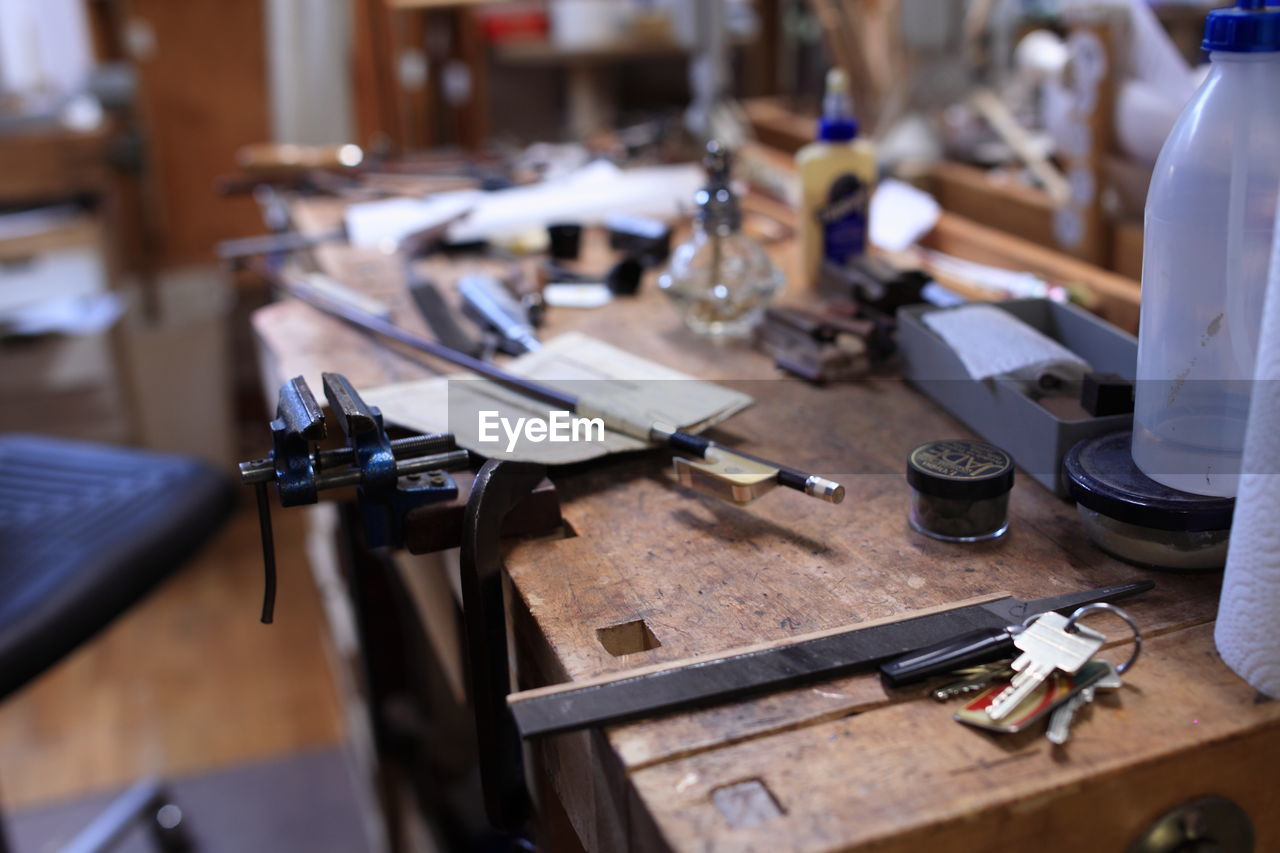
[252,196,1274,852]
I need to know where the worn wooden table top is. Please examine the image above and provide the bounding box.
[253,197,1280,852]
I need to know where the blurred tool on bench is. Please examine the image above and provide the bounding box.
[264,274,846,507]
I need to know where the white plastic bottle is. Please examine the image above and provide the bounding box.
[1132,0,1280,497]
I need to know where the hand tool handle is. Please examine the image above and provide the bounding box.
[879,627,1015,686]
[459,274,540,355]
[407,274,484,356]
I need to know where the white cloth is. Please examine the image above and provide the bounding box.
[921,304,1091,387]
[0,0,92,100]
[1216,203,1280,697]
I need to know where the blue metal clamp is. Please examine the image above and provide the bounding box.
[270,376,326,506]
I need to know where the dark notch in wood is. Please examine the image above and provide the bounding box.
[597,619,662,657]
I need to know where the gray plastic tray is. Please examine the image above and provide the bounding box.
[897,298,1137,496]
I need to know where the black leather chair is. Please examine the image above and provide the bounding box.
[0,434,235,852]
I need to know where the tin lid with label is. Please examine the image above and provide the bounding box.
[906,439,1015,501]
[1063,431,1235,532]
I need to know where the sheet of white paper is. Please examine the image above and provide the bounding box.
[344,191,482,251]
[922,304,1091,386]
[921,249,1051,299]
[0,292,124,337]
[361,332,753,464]
[446,162,703,244]
[869,179,941,252]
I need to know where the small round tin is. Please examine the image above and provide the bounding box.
[1063,431,1234,571]
[906,439,1015,542]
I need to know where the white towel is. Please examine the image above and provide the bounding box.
[922,304,1091,388]
[1216,222,1280,697]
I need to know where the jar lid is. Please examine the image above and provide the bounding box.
[906,440,1015,501]
[1203,1,1280,53]
[1063,431,1235,532]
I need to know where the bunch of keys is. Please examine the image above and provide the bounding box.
[946,602,1142,744]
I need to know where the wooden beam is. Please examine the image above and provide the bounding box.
[387,0,495,7]
[1111,219,1144,281]
[922,211,1141,333]
[925,161,1056,250]
[742,97,815,155]
[351,0,407,149]
[127,0,271,267]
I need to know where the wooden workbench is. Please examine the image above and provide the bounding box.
[253,198,1280,852]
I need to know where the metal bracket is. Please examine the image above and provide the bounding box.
[1128,796,1254,853]
[459,459,546,832]
[362,471,459,549]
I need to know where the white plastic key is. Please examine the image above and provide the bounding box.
[1045,660,1124,744]
[985,612,1105,721]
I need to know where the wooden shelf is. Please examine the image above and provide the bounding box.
[493,38,687,67]
[387,0,503,8]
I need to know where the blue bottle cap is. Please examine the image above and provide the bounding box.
[818,116,857,142]
[1203,0,1280,53]
[816,68,859,141]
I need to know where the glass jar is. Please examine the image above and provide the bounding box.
[906,439,1014,543]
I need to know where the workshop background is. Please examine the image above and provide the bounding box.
[0,1,1239,852]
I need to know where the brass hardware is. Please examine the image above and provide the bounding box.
[1129,796,1253,853]
[672,447,778,505]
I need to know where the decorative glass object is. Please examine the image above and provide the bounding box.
[658,142,783,337]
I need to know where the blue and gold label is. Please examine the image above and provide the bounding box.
[818,172,869,263]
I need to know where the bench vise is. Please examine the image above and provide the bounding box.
[239,371,470,622]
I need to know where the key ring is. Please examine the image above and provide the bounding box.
[1065,602,1142,674]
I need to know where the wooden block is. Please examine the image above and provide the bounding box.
[0,213,103,261]
[0,128,110,205]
